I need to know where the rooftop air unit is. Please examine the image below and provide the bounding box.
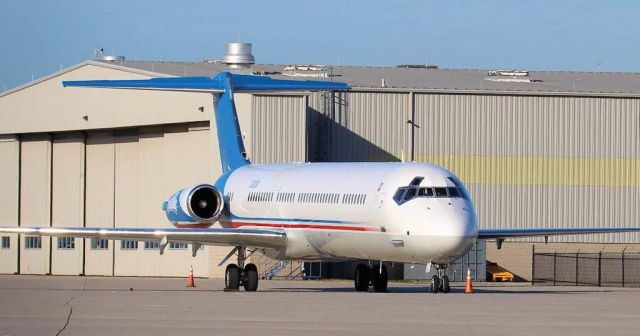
[222,43,255,70]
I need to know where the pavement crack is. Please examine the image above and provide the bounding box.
[55,279,86,336]
[55,296,74,336]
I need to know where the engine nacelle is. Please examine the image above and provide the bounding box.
[162,184,224,228]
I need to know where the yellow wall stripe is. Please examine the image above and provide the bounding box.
[413,155,640,187]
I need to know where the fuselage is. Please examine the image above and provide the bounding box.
[216,162,479,265]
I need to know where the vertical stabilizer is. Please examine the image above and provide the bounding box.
[216,73,251,173]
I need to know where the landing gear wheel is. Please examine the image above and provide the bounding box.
[354,264,370,292]
[371,264,388,293]
[430,275,440,294]
[243,263,259,292]
[225,264,241,291]
[441,275,450,293]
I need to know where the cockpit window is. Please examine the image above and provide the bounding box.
[447,176,469,199]
[409,176,424,186]
[404,187,417,201]
[419,187,434,197]
[393,187,408,204]
[394,176,468,206]
[434,187,448,197]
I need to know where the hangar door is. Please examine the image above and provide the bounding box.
[86,122,215,277]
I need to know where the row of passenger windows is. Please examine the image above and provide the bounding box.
[247,192,367,205]
[14,236,191,251]
[299,192,340,204]
[247,192,274,202]
[342,193,366,205]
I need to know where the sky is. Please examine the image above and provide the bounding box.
[1,0,639,91]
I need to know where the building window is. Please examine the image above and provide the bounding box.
[144,241,159,249]
[121,240,138,250]
[91,238,109,250]
[1,236,10,249]
[57,237,75,250]
[25,236,41,249]
[169,242,188,249]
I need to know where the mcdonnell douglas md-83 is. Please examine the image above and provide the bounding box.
[2,72,639,293]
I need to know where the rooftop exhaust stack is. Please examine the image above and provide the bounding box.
[223,43,255,70]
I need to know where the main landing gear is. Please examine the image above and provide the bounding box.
[224,246,259,292]
[354,263,388,293]
[430,263,450,294]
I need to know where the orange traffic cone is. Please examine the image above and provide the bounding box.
[464,267,473,294]
[186,265,196,288]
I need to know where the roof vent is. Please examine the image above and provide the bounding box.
[282,64,329,78]
[222,43,255,70]
[397,64,438,69]
[94,48,125,63]
[486,69,537,83]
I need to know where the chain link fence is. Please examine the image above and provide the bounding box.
[532,248,640,287]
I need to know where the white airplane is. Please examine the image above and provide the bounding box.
[1,72,639,293]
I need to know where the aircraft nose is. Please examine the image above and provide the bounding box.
[425,203,478,261]
[436,205,478,238]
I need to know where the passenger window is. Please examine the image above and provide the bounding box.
[434,187,448,197]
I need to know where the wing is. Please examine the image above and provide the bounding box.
[478,227,640,239]
[0,227,286,249]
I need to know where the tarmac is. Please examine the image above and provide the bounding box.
[0,275,639,336]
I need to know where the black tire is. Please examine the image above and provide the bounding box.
[243,264,259,292]
[430,275,440,294]
[354,264,370,292]
[371,264,388,293]
[225,264,241,291]
[441,275,450,293]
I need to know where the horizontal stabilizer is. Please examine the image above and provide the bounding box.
[63,72,349,93]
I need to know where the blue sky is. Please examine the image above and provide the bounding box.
[1,0,639,91]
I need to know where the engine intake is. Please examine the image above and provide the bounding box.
[163,184,224,227]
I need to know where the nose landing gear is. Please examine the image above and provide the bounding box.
[354,263,388,292]
[430,263,450,294]
[224,246,259,292]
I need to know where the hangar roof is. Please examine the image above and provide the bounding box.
[108,60,640,97]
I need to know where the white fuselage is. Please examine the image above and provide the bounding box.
[216,162,479,264]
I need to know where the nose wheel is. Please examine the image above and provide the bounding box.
[224,246,259,292]
[430,264,450,293]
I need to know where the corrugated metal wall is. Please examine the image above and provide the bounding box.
[413,93,640,243]
[307,91,410,162]
[251,95,307,163]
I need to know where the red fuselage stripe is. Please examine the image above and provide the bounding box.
[229,221,377,232]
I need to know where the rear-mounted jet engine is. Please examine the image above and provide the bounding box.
[162,184,224,227]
